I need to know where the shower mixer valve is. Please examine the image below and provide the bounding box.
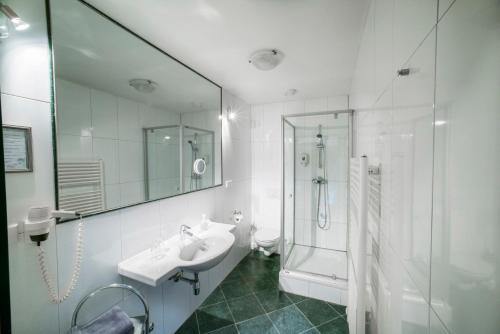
[312,176,326,184]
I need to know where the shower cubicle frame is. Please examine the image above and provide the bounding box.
[280,109,354,280]
[143,124,215,200]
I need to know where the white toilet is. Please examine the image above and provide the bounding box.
[254,228,280,256]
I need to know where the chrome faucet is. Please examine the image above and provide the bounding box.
[180,224,194,238]
[180,224,207,251]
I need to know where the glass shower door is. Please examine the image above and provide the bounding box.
[144,126,181,201]
[281,111,350,280]
[282,119,295,263]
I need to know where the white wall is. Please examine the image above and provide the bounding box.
[1,2,253,334]
[0,1,58,333]
[251,96,348,236]
[349,0,500,333]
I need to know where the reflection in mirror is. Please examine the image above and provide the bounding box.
[50,0,222,217]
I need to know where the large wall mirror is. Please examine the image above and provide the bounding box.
[50,0,222,218]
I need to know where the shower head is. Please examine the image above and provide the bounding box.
[188,139,199,152]
[316,133,324,148]
[316,125,324,148]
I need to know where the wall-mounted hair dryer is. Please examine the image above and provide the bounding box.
[17,206,84,304]
[17,206,80,245]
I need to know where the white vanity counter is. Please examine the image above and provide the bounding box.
[118,222,235,286]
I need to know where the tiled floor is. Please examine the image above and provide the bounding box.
[176,251,349,334]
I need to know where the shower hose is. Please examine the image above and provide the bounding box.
[316,148,331,230]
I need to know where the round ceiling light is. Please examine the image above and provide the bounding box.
[129,79,158,93]
[248,49,285,71]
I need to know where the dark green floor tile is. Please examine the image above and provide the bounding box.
[202,287,225,307]
[196,302,234,333]
[302,328,321,334]
[175,313,199,334]
[236,256,272,274]
[268,305,313,334]
[207,324,238,334]
[254,288,293,312]
[285,292,308,303]
[226,294,265,323]
[237,314,279,334]
[220,279,252,300]
[296,299,339,326]
[328,303,347,317]
[224,269,243,282]
[245,276,279,292]
[316,317,349,334]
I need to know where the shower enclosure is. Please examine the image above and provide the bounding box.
[182,126,215,192]
[144,125,215,201]
[281,110,352,281]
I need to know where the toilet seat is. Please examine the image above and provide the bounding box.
[255,228,280,243]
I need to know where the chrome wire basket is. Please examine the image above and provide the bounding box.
[71,283,154,334]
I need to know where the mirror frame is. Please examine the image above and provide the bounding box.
[46,0,223,222]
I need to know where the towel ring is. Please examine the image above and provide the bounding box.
[71,283,154,334]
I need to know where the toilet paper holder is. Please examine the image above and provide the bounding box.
[231,210,243,224]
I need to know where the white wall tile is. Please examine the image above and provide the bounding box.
[327,96,349,111]
[118,97,141,142]
[305,98,328,113]
[262,102,283,142]
[118,141,144,183]
[0,0,51,102]
[58,134,93,161]
[56,79,92,137]
[393,0,437,71]
[105,183,121,210]
[8,223,59,334]
[56,212,122,332]
[119,181,145,207]
[2,94,55,223]
[120,202,161,259]
[93,138,119,184]
[91,89,118,139]
[283,100,305,115]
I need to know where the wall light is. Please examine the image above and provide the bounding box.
[0,24,8,39]
[434,120,447,126]
[0,4,30,31]
[226,106,237,121]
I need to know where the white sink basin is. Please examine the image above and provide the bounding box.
[178,233,235,272]
[118,222,235,286]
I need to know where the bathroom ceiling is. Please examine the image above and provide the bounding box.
[83,0,369,105]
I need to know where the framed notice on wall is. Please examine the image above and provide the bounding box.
[3,125,33,173]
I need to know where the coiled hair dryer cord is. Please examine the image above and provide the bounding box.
[37,216,84,304]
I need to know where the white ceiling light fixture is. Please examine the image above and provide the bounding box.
[129,79,158,93]
[0,3,30,31]
[248,49,285,71]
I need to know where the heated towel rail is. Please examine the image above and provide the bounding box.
[58,161,105,215]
